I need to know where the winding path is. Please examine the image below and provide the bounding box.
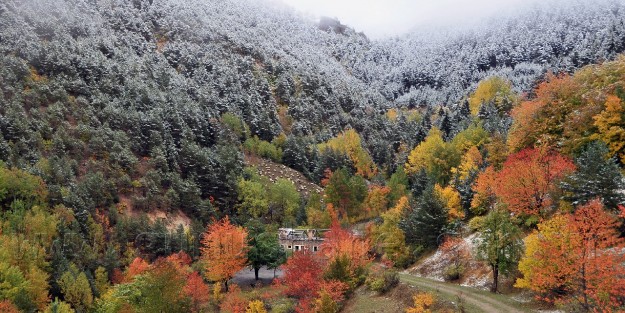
[399,274,529,313]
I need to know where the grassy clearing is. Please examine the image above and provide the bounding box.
[343,290,406,313]
[343,282,470,313]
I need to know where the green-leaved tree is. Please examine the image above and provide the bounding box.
[475,208,523,293]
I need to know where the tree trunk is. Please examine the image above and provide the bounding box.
[492,264,499,293]
[581,258,589,311]
[224,280,229,292]
[254,267,260,281]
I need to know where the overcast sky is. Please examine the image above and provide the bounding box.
[280,0,548,38]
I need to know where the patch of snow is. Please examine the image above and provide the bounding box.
[510,295,532,303]
[410,232,492,289]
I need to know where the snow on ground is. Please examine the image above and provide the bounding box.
[408,232,492,290]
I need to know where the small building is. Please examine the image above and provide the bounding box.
[278,228,327,253]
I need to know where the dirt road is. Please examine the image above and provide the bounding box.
[399,274,529,313]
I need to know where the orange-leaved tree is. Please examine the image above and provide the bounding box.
[165,251,193,274]
[496,147,575,217]
[124,257,150,282]
[219,284,247,313]
[321,218,371,277]
[507,72,594,155]
[516,200,625,310]
[201,216,248,292]
[185,271,210,312]
[474,147,575,218]
[471,165,498,215]
[0,300,19,313]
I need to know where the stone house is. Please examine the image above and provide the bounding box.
[278,228,327,253]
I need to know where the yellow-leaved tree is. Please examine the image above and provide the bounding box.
[469,76,517,115]
[405,128,454,184]
[593,95,625,163]
[246,300,267,313]
[319,129,377,178]
[372,196,412,266]
[434,184,463,221]
[451,145,483,181]
[516,200,625,310]
[405,292,435,313]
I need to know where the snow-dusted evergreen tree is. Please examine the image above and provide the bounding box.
[561,141,625,210]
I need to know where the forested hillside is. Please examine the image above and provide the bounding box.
[1,0,625,312]
[347,0,625,106]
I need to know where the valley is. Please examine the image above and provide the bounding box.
[0,0,624,312]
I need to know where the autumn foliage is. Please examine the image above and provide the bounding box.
[280,250,324,300]
[371,196,411,266]
[473,148,575,217]
[201,216,249,291]
[184,272,210,312]
[593,94,625,163]
[219,284,248,313]
[0,301,19,313]
[405,292,435,313]
[321,219,371,273]
[364,185,391,218]
[516,200,625,310]
[124,257,150,282]
[318,129,377,178]
[468,76,517,115]
[508,58,625,160]
[279,246,352,312]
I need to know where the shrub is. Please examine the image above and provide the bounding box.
[365,268,399,294]
[468,216,485,232]
[392,253,415,269]
[244,136,283,162]
[443,264,464,281]
[270,300,295,313]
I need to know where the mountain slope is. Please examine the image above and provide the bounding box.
[1,0,624,219]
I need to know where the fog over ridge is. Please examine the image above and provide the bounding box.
[279,0,606,38]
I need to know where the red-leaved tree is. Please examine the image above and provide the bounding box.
[281,250,323,301]
[321,218,371,274]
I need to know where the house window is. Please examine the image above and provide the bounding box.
[288,245,292,249]
[313,246,318,252]
[295,245,301,251]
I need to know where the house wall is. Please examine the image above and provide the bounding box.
[279,238,323,252]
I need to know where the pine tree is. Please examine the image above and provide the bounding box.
[399,185,448,248]
[561,141,625,210]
